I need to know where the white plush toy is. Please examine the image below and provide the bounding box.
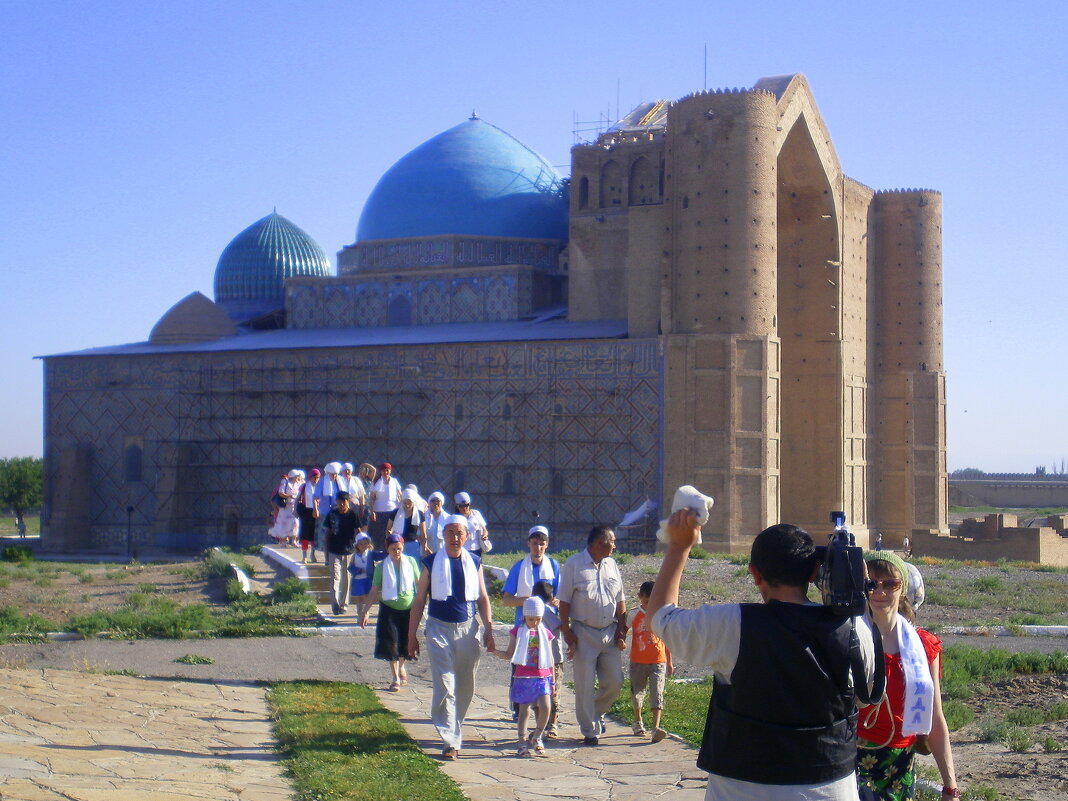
[656,485,715,544]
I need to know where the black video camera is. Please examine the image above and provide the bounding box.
[814,511,871,616]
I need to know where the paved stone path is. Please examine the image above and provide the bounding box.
[0,544,708,800]
[0,667,289,801]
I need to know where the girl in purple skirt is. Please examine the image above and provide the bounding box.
[497,596,555,757]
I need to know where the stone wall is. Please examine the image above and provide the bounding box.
[42,338,661,552]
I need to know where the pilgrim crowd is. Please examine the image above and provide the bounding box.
[265,463,959,801]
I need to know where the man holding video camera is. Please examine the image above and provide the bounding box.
[648,510,877,801]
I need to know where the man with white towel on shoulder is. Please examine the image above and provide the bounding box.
[407,515,496,761]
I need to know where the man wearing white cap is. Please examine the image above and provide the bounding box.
[502,525,562,732]
[408,514,496,761]
[502,526,560,625]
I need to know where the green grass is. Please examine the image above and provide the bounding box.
[268,681,466,801]
[0,514,40,537]
[941,645,1068,701]
[174,653,216,665]
[942,698,974,731]
[609,676,711,747]
[920,571,1068,623]
[204,547,255,579]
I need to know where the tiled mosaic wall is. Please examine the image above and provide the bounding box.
[43,339,662,552]
[286,269,536,329]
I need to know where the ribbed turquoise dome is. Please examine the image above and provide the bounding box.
[213,212,331,321]
[357,117,568,242]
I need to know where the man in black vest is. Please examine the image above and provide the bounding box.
[647,510,876,801]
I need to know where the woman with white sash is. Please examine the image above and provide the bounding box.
[424,491,449,553]
[363,533,421,692]
[386,487,427,559]
[858,551,958,801]
[268,470,302,546]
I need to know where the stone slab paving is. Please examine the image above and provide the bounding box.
[0,668,291,801]
[0,600,709,800]
[337,607,708,800]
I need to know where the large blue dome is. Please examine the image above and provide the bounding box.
[356,117,568,242]
[213,212,331,321]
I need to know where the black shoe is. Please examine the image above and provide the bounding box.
[582,736,599,746]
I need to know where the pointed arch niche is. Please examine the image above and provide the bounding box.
[775,114,845,530]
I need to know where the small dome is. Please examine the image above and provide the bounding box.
[213,212,331,321]
[150,292,236,344]
[357,117,568,242]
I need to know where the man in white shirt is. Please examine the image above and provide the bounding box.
[557,525,626,745]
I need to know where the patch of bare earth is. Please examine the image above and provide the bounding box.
[0,559,228,622]
[617,554,1068,801]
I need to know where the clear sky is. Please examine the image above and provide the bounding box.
[2,0,1065,472]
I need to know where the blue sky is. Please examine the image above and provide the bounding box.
[2,0,1065,472]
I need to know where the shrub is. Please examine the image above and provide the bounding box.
[224,579,246,603]
[271,577,307,603]
[1004,707,1044,726]
[972,576,1004,592]
[1043,735,1059,753]
[1,545,32,563]
[203,548,254,579]
[942,699,974,731]
[1005,726,1032,753]
[962,785,1000,801]
[1046,700,1068,721]
[977,717,1010,743]
[689,546,710,560]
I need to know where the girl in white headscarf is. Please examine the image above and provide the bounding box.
[857,552,957,801]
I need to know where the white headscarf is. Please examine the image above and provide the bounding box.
[381,554,416,602]
[512,598,553,670]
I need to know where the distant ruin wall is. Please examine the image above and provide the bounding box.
[913,525,1068,567]
[949,479,1068,508]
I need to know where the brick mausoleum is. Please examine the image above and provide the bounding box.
[40,74,948,554]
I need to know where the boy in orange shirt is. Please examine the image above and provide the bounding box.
[628,580,673,742]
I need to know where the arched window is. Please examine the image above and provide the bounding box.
[578,176,590,209]
[124,439,142,483]
[551,470,564,497]
[599,160,623,207]
[387,293,412,326]
[629,156,658,205]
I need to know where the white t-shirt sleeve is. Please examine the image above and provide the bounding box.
[650,603,741,676]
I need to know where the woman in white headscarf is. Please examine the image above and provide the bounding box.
[362,533,421,691]
[453,491,491,556]
[424,491,448,553]
[268,469,303,547]
[386,487,427,559]
[857,552,957,801]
